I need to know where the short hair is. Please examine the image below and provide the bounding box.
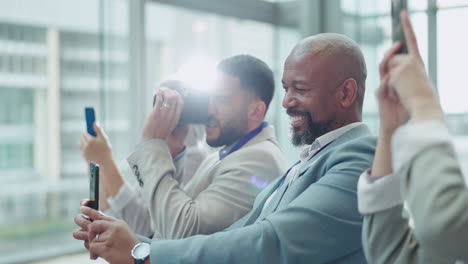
[217,55,275,112]
[294,33,367,110]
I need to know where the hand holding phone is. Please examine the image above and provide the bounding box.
[88,162,99,211]
[85,107,97,137]
[392,0,408,54]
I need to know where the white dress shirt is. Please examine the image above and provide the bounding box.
[358,120,456,216]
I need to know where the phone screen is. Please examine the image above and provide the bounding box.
[392,0,408,53]
[89,162,99,210]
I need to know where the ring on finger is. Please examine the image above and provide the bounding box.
[162,103,171,109]
[95,233,100,242]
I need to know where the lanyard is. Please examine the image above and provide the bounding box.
[219,122,268,161]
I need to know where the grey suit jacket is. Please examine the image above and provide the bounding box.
[142,124,376,263]
[127,125,287,239]
[362,143,468,263]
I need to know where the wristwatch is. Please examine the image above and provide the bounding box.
[131,242,150,264]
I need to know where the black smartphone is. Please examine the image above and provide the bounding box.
[85,107,97,137]
[392,0,408,53]
[88,162,99,210]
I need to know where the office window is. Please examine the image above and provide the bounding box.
[437,7,468,114]
[438,6,468,174]
[0,1,295,261]
[341,1,428,134]
[145,2,275,91]
[340,0,468,174]
[2,0,467,262]
[0,0,130,262]
[269,26,302,165]
[438,0,468,7]
[341,0,427,16]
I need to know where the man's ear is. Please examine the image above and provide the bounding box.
[339,78,358,108]
[248,99,267,122]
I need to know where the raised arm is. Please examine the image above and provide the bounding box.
[128,139,284,239]
[78,122,125,211]
[361,10,466,263]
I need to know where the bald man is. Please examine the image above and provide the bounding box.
[74,33,376,264]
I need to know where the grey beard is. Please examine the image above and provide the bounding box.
[291,114,334,147]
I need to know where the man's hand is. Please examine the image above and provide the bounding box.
[142,87,184,141]
[78,122,113,165]
[386,11,443,122]
[73,200,99,259]
[76,206,140,264]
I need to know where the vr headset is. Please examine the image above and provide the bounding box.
[153,80,210,125]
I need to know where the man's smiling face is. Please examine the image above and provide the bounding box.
[281,52,340,146]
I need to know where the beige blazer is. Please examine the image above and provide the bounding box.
[127,125,287,239]
[363,142,468,263]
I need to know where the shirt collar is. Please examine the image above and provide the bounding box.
[300,122,363,160]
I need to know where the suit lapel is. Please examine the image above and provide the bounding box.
[255,124,372,221]
[261,151,325,215]
[242,165,297,226]
[298,150,324,176]
[243,125,372,226]
[257,178,291,219]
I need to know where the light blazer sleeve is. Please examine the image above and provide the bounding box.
[359,170,439,263]
[362,145,466,263]
[401,142,468,260]
[105,183,153,237]
[361,121,468,263]
[104,143,187,237]
[146,136,375,263]
[127,138,286,239]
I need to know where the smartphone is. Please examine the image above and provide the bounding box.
[85,107,97,137]
[88,162,99,210]
[392,0,408,54]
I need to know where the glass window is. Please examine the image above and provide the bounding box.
[437,7,468,175]
[341,3,428,133]
[272,26,302,165]
[437,0,468,8]
[3,0,468,262]
[0,0,130,262]
[342,0,428,16]
[437,8,468,114]
[145,2,275,88]
[341,0,467,175]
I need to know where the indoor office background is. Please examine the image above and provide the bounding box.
[0,0,467,263]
